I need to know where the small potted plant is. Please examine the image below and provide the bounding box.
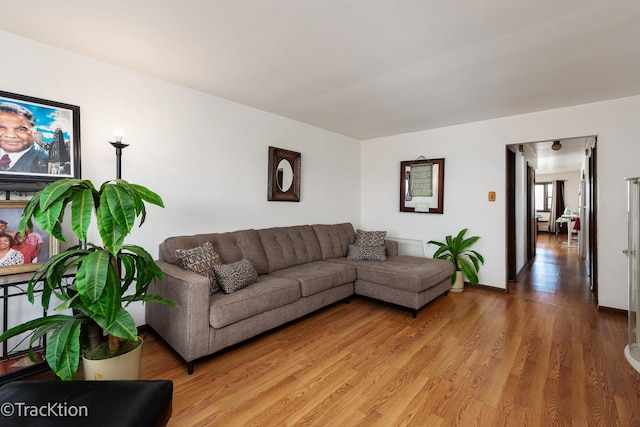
[427,228,484,292]
[0,178,174,380]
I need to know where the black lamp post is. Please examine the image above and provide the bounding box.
[109,133,129,179]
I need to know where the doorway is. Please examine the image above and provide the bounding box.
[506,137,598,302]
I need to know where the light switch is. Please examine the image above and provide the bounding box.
[488,191,496,202]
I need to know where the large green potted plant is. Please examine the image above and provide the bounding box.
[427,228,484,292]
[0,178,174,380]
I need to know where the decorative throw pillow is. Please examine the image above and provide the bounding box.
[354,229,387,247]
[214,258,260,294]
[347,244,387,261]
[175,242,222,294]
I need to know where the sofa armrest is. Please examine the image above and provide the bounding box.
[384,239,399,257]
[145,261,211,363]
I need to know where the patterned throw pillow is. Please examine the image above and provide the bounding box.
[175,242,222,294]
[347,244,387,261]
[213,258,260,294]
[354,229,387,247]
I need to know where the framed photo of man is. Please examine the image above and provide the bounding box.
[0,90,81,184]
[0,200,60,276]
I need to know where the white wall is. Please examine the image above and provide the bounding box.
[0,31,362,324]
[361,95,640,310]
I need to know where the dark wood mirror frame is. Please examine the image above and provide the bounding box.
[268,146,301,202]
[400,157,445,214]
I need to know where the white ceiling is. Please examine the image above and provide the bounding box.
[522,137,589,174]
[1,1,639,141]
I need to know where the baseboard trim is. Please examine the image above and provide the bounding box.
[597,305,627,316]
[468,283,508,294]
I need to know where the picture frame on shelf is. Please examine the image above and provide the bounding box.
[0,200,60,276]
[0,90,81,184]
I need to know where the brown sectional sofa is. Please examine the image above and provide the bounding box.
[146,223,453,373]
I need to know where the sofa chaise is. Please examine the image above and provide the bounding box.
[146,223,453,373]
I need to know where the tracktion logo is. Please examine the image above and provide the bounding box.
[1,401,89,418]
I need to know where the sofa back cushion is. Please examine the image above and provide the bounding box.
[311,223,356,260]
[159,229,270,275]
[258,225,322,272]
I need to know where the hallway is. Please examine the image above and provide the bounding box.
[510,231,597,312]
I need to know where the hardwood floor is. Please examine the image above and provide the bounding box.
[27,233,640,425]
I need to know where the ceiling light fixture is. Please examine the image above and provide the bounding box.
[551,140,562,151]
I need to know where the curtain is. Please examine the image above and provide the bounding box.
[550,180,565,233]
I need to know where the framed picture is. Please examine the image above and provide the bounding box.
[400,158,445,214]
[267,146,301,202]
[0,90,81,184]
[0,201,59,276]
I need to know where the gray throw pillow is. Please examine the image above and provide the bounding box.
[214,258,260,294]
[175,242,222,294]
[347,244,387,261]
[354,229,387,247]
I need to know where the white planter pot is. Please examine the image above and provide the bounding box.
[450,270,465,292]
[82,338,143,381]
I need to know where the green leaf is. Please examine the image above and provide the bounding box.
[96,203,122,255]
[45,319,82,381]
[71,187,95,242]
[18,193,41,234]
[97,308,137,342]
[55,294,80,311]
[459,258,479,285]
[76,250,111,303]
[130,183,164,208]
[470,250,485,265]
[119,252,136,295]
[0,315,74,342]
[114,180,144,217]
[87,261,121,325]
[103,183,136,233]
[33,199,66,241]
[124,294,176,307]
[39,179,82,210]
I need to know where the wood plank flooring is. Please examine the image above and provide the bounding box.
[28,233,640,425]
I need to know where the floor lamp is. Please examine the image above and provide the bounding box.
[109,131,129,179]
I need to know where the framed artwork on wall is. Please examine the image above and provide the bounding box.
[0,200,60,276]
[268,146,301,202]
[0,90,81,184]
[400,157,445,214]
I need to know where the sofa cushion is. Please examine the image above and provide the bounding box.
[311,223,356,260]
[328,255,454,293]
[209,275,301,328]
[214,258,260,294]
[159,229,270,275]
[175,242,222,294]
[258,225,323,272]
[354,229,387,247]
[347,244,387,261]
[270,260,356,297]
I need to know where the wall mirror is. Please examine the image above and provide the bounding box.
[268,146,301,202]
[400,157,445,214]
